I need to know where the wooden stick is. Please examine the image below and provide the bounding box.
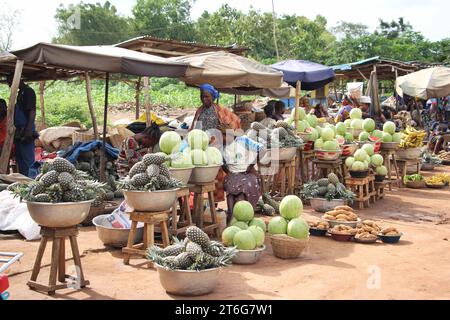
[143,77,151,127]
[0,59,24,174]
[294,80,301,130]
[100,73,109,183]
[135,77,141,120]
[85,73,99,140]
[39,81,46,128]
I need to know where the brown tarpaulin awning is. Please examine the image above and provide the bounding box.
[10,42,191,78]
[169,51,284,89]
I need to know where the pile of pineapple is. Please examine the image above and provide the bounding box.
[117,153,182,192]
[9,157,106,204]
[302,173,356,202]
[147,226,237,271]
[249,121,303,149]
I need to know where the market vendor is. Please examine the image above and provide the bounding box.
[334,95,354,123]
[272,101,286,121]
[260,101,276,128]
[116,123,162,178]
[312,103,329,119]
[223,135,265,223]
[6,75,38,177]
[190,83,241,203]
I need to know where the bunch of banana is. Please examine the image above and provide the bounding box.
[400,126,427,149]
[425,174,449,186]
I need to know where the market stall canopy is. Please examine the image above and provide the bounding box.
[7,42,191,78]
[218,82,295,99]
[271,60,335,91]
[396,67,450,99]
[168,51,284,89]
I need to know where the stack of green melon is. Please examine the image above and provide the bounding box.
[267,195,309,240]
[288,109,320,142]
[381,121,401,144]
[159,130,223,167]
[314,124,341,152]
[345,143,387,176]
[222,201,266,250]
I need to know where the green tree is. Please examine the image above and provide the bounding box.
[53,1,132,45]
[132,0,196,41]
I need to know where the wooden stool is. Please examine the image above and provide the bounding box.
[169,187,194,237]
[374,181,387,200]
[381,150,401,191]
[273,159,296,198]
[340,156,350,181]
[367,175,377,203]
[345,176,372,209]
[397,158,421,187]
[189,182,221,239]
[313,159,344,182]
[122,210,171,265]
[302,150,315,184]
[27,226,89,295]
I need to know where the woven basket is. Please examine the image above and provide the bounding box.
[270,234,309,259]
[72,131,95,144]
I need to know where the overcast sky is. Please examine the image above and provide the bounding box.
[6,0,450,50]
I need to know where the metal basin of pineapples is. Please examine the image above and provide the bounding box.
[123,189,178,212]
[169,166,194,185]
[189,165,221,184]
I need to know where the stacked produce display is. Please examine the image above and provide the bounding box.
[116,153,182,191]
[344,144,387,178]
[10,157,106,204]
[249,121,303,149]
[302,173,355,203]
[267,196,309,240]
[222,201,266,251]
[399,126,426,149]
[147,226,236,271]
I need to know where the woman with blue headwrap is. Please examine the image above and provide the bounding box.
[190,84,241,203]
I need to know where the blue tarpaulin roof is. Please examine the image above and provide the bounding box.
[271,60,335,91]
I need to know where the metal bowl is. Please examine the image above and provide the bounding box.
[315,149,342,161]
[381,142,400,151]
[93,214,144,248]
[123,189,178,212]
[420,163,436,171]
[189,165,221,184]
[329,232,354,242]
[232,245,266,265]
[379,233,403,244]
[396,147,422,160]
[349,170,369,178]
[266,147,297,161]
[310,198,345,213]
[375,175,385,182]
[155,264,221,296]
[26,200,93,228]
[326,218,361,229]
[169,167,193,185]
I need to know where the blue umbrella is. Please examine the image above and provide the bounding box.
[271,60,335,91]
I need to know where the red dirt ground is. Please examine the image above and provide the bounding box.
[2,167,450,300]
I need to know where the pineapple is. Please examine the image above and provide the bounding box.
[131,173,150,187]
[272,127,288,139]
[327,183,336,194]
[262,193,280,213]
[129,161,147,178]
[186,241,203,258]
[30,181,46,196]
[186,226,210,247]
[146,164,160,178]
[262,204,276,216]
[203,241,226,257]
[318,178,329,187]
[250,122,267,132]
[143,153,170,167]
[58,172,75,190]
[34,194,53,203]
[175,252,193,269]
[162,244,185,257]
[52,157,76,173]
[161,256,181,269]
[317,186,328,197]
[40,171,59,187]
[158,164,171,179]
[328,173,340,185]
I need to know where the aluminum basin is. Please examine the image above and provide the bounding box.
[310,198,345,213]
[155,264,221,296]
[169,167,193,185]
[93,214,144,248]
[189,165,221,184]
[26,200,94,228]
[232,245,266,265]
[123,189,178,212]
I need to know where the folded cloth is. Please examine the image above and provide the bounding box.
[62,140,119,163]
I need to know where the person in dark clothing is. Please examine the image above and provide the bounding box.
[273,100,286,121]
[6,75,38,177]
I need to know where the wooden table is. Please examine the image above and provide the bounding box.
[381,150,401,191]
[189,182,221,239]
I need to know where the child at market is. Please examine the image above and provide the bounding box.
[272,100,286,121]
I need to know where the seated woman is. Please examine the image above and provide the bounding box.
[223,136,265,223]
[334,95,354,123]
[116,123,162,178]
[272,101,286,121]
[428,122,449,154]
[312,103,329,119]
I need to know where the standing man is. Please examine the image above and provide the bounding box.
[6,75,38,177]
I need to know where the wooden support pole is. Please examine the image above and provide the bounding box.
[100,73,110,183]
[0,60,24,174]
[85,73,99,140]
[39,81,46,128]
[294,80,301,130]
[135,77,141,120]
[143,77,151,127]
[394,68,399,110]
